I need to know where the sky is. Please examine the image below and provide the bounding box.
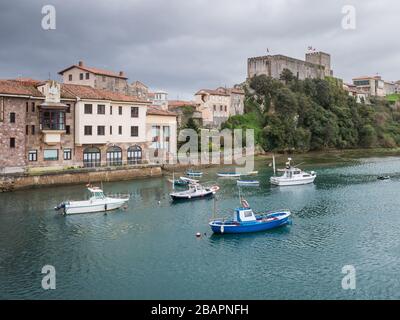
[0,0,399,99]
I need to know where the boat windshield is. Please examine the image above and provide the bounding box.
[90,191,105,199]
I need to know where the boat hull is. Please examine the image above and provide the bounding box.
[170,191,214,201]
[270,175,316,186]
[64,199,128,215]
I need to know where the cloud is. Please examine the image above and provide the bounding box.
[0,0,399,99]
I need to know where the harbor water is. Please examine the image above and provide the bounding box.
[1,154,400,299]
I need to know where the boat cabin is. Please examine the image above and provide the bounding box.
[88,187,105,199]
[234,207,256,222]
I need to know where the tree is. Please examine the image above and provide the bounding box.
[280,68,295,85]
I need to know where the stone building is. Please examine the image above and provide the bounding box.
[343,83,368,103]
[194,87,245,128]
[247,51,333,80]
[58,61,130,94]
[168,100,202,128]
[129,80,149,99]
[1,78,178,173]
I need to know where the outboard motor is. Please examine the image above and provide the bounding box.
[54,202,65,211]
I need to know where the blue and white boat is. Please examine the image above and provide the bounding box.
[217,172,242,178]
[209,199,291,234]
[237,180,260,186]
[186,169,203,177]
[168,176,199,186]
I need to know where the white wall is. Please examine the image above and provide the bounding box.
[75,100,147,145]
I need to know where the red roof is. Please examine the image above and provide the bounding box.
[0,79,43,97]
[168,100,198,109]
[147,106,177,117]
[58,63,128,79]
[61,84,148,103]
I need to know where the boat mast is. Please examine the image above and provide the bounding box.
[172,171,175,190]
[272,154,276,176]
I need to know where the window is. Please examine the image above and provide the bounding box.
[220,105,223,111]
[110,106,113,115]
[97,104,105,114]
[131,126,139,137]
[28,150,37,161]
[131,107,139,118]
[85,73,90,80]
[44,149,58,161]
[68,74,73,81]
[84,104,93,114]
[66,104,71,113]
[10,138,15,148]
[40,110,65,130]
[26,125,29,135]
[102,76,106,82]
[106,146,122,166]
[118,126,122,135]
[224,106,227,112]
[83,147,101,167]
[110,126,112,135]
[128,145,142,164]
[151,125,160,149]
[63,148,72,160]
[31,125,35,135]
[26,102,29,113]
[66,125,71,135]
[80,73,84,80]
[32,102,35,112]
[213,105,216,111]
[10,112,15,123]
[97,125,105,135]
[84,126,92,135]
[118,106,122,115]
[163,126,170,151]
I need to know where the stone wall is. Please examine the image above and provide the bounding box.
[0,165,162,192]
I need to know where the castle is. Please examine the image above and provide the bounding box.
[247,51,333,80]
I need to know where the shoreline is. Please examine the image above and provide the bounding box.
[1,147,400,192]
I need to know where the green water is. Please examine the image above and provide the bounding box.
[1,154,400,299]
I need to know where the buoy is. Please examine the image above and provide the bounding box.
[196,232,201,237]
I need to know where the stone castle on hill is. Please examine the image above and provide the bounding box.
[247,51,332,80]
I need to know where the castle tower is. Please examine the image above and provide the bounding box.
[305,52,332,77]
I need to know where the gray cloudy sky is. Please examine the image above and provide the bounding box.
[0,0,399,99]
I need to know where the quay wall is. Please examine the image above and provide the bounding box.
[0,165,162,192]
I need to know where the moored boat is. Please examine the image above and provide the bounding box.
[168,176,199,186]
[54,186,129,215]
[170,183,219,201]
[209,199,291,234]
[237,180,260,186]
[270,158,316,186]
[186,169,203,177]
[217,172,242,178]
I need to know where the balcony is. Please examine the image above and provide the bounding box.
[39,108,66,145]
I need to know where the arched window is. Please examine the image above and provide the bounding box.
[106,146,122,166]
[83,147,101,167]
[127,145,142,164]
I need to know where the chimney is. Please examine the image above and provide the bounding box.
[78,61,83,66]
[119,71,124,77]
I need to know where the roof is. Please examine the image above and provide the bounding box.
[168,100,198,108]
[131,80,148,88]
[0,79,44,97]
[195,89,230,96]
[58,63,128,79]
[147,106,177,117]
[60,84,148,103]
[353,75,382,81]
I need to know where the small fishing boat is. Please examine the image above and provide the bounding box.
[54,186,129,215]
[170,183,219,201]
[186,169,203,177]
[217,172,242,178]
[209,198,291,234]
[377,175,390,180]
[237,180,260,186]
[270,157,316,186]
[168,176,199,186]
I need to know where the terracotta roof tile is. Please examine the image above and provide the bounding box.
[147,106,177,117]
[58,64,128,79]
[0,79,44,97]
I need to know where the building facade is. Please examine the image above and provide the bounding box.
[352,76,385,97]
[194,87,244,128]
[247,51,332,80]
[1,79,179,174]
[343,83,368,103]
[58,61,130,94]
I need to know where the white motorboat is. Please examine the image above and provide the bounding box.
[270,158,316,186]
[170,183,220,201]
[55,186,129,215]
